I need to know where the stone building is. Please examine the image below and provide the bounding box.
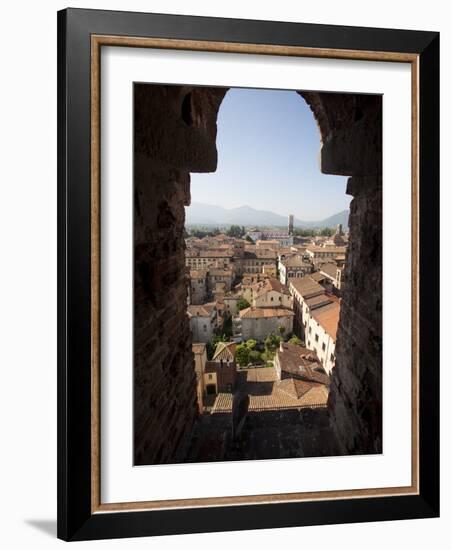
[203,342,238,395]
[251,277,293,309]
[290,277,340,374]
[305,245,347,261]
[240,249,278,274]
[278,255,314,284]
[223,294,240,316]
[186,248,235,271]
[262,264,277,278]
[188,303,218,343]
[288,214,294,235]
[207,268,233,292]
[274,342,329,386]
[256,239,281,250]
[235,276,291,309]
[189,269,208,304]
[328,223,347,247]
[234,306,294,342]
[290,277,327,337]
[320,262,345,294]
[306,301,340,374]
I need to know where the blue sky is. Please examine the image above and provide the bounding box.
[189,87,350,221]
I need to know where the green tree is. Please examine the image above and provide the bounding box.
[288,335,302,346]
[264,333,282,352]
[237,298,251,311]
[245,339,257,350]
[319,227,333,237]
[277,325,286,338]
[226,224,245,238]
[222,316,233,338]
[293,228,315,237]
[235,344,250,366]
[249,350,263,365]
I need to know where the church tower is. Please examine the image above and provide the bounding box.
[288,214,294,235]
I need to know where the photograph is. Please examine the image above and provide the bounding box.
[0,0,445,546]
[133,83,382,466]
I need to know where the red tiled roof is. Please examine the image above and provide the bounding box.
[239,307,294,319]
[309,271,327,282]
[307,245,347,253]
[320,263,339,279]
[311,301,340,340]
[305,294,334,310]
[289,277,325,299]
[187,303,216,317]
[276,343,330,385]
[280,256,310,268]
[212,342,237,362]
[211,366,328,412]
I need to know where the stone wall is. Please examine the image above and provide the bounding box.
[328,175,382,453]
[300,92,383,454]
[134,84,227,464]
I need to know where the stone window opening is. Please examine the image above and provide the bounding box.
[133,84,382,465]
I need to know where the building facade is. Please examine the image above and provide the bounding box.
[278,256,313,285]
[305,245,347,261]
[289,277,340,374]
[188,303,218,343]
[234,307,294,342]
[189,269,208,304]
[203,342,238,395]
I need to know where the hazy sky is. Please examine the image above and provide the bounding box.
[189,87,351,221]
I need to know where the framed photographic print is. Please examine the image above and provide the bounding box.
[57,8,440,541]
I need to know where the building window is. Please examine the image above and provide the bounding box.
[330,353,335,362]
[309,327,312,334]
[315,334,319,342]
[322,342,326,351]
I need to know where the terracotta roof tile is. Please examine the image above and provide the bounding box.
[212,342,237,362]
[187,303,216,317]
[239,307,294,319]
[310,301,340,340]
[211,366,328,412]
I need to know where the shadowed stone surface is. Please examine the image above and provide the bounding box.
[134,84,227,465]
[185,408,339,463]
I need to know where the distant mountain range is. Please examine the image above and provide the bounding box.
[185,202,349,229]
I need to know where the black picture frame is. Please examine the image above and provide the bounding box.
[57,7,439,541]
